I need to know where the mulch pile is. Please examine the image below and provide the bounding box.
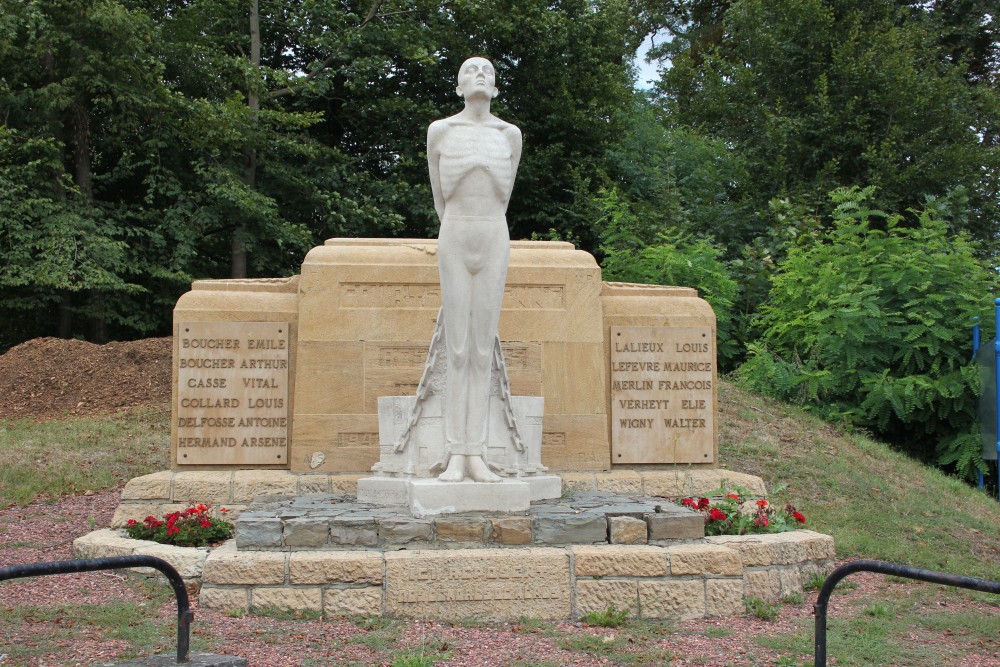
[0,337,172,421]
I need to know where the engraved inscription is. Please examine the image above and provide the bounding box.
[337,432,380,447]
[341,282,564,310]
[176,322,289,465]
[610,326,714,464]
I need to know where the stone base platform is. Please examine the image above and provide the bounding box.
[112,468,767,528]
[357,475,563,516]
[74,527,835,621]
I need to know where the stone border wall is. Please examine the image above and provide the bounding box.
[73,530,834,622]
[114,469,767,528]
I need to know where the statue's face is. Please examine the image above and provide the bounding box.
[456,57,497,99]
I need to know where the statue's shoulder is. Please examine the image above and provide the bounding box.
[427,115,460,145]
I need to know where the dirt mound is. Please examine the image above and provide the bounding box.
[0,337,172,421]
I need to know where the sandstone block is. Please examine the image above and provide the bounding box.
[171,472,233,504]
[283,517,331,548]
[236,517,282,549]
[385,548,570,620]
[72,529,137,559]
[434,517,488,544]
[667,544,742,577]
[706,533,808,566]
[594,471,643,494]
[646,512,704,540]
[609,516,648,544]
[559,473,597,492]
[380,517,434,545]
[203,543,285,585]
[133,544,210,579]
[329,475,365,494]
[705,579,743,617]
[638,580,705,620]
[121,472,174,501]
[289,551,383,585]
[329,516,378,547]
[199,586,249,611]
[575,580,638,617]
[296,475,332,495]
[112,503,177,529]
[232,471,298,503]
[743,569,781,601]
[798,531,836,560]
[534,513,607,544]
[252,587,322,612]
[325,587,383,617]
[491,517,532,545]
[572,545,667,578]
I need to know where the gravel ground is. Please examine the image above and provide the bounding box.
[2,491,999,666]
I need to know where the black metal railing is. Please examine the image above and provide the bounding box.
[0,555,193,663]
[814,559,1000,667]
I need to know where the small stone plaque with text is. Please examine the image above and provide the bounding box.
[176,322,289,465]
[610,326,715,464]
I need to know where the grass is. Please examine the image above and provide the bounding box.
[0,405,170,506]
[581,604,630,627]
[744,596,780,621]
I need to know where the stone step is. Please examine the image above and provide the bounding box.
[234,491,705,551]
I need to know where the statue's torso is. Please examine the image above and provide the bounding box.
[438,122,513,217]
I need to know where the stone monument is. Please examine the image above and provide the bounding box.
[357,57,561,514]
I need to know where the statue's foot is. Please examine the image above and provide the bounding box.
[467,456,502,483]
[438,455,466,482]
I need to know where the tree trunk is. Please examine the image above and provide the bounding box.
[233,0,262,279]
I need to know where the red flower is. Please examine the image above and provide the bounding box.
[127,519,137,527]
[726,493,740,501]
[708,508,727,521]
[681,497,697,508]
[792,512,806,524]
[200,519,211,528]
[167,525,180,536]
[220,507,229,513]
[756,499,768,508]
[697,497,711,509]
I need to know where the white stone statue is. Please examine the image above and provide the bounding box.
[427,57,522,483]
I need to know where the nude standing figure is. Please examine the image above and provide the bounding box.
[427,57,522,483]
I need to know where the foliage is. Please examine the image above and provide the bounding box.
[597,186,740,367]
[652,0,999,252]
[581,605,630,628]
[735,186,996,476]
[124,504,233,547]
[679,485,806,536]
[743,596,780,621]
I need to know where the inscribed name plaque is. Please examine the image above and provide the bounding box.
[176,322,289,465]
[610,326,715,464]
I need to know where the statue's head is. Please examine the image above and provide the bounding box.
[455,57,498,100]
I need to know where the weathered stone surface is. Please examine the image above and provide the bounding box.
[236,517,282,549]
[121,471,173,500]
[594,471,643,494]
[705,533,808,566]
[705,579,743,617]
[638,580,705,620]
[575,580,638,617]
[640,470,766,498]
[559,473,597,492]
[380,517,434,545]
[199,586,249,611]
[252,586,322,612]
[799,531,836,560]
[329,516,378,547]
[491,516,532,545]
[534,513,607,544]
[385,548,570,620]
[289,551,383,585]
[743,569,781,600]
[72,529,137,559]
[112,503,184,529]
[667,544,742,577]
[329,475,365,494]
[573,545,667,578]
[203,543,285,585]
[435,517,488,544]
[609,516,647,544]
[646,512,704,540]
[325,587,383,616]
[283,517,331,548]
[296,474,332,495]
[232,470,297,503]
[133,543,210,579]
[172,472,233,504]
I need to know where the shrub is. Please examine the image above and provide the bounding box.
[125,504,233,547]
[736,186,996,476]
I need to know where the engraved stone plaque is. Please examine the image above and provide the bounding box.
[176,322,289,465]
[610,326,715,464]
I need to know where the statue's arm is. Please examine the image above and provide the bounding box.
[427,121,446,222]
[505,124,522,200]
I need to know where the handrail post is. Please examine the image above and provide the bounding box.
[0,555,193,663]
